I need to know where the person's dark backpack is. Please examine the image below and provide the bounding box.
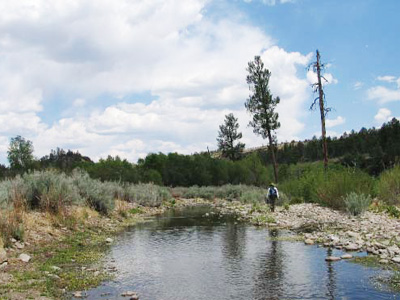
[269,187,277,198]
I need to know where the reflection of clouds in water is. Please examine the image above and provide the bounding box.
[80,207,400,300]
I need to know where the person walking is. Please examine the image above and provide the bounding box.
[266,183,279,212]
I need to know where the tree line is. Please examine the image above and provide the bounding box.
[1,117,399,185]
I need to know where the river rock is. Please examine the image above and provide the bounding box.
[379,259,389,264]
[325,256,341,262]
[387,245,400,256]
[121,291,138,297]
[392,256,400,264]
[344,244,359,251]
[105,238,113,244]
[304,239,314,245]
[19,253,31,263]
[73,291,87,298]
[341,254,353,259]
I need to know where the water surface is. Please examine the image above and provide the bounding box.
[80,206,399,300]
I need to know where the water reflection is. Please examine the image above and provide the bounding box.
[251,229,284,300]
[325,247,337,300]
[79,206,399,300]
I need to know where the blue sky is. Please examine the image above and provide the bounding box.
[0,0,399,164]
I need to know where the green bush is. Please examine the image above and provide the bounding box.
[344,192,371,216]
[385,205,400,218]
[377,165,400,205]
[316,168,374,210]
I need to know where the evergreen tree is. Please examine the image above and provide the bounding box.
[217,113,245,161]
[245,56,280,183]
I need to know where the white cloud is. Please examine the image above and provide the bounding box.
[0,0,311,163]
[377,75,397,83]
[326,116,345,128]
[374,108,393,124]
[367,86,400,104]
[354,81,363,90]
[368,76,400,104]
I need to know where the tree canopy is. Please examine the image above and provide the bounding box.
[7,135,35,172]
[217,113,245,161]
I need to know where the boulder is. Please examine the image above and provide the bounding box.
[341,254,353,259]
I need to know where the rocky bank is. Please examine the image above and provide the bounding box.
[216,202,400,264]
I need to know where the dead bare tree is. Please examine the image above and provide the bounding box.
[309,50,331,171]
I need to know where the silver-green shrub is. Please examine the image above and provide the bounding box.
[23,170,83,212]
[71,169,114,214]
[344,192,371,216]
[123,183,171,207]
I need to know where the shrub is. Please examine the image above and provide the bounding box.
[377,165,400,205]
[344,192,371,216]
[71,169,114,215]
[22,170,83,213]
[385,205,400,218]
[0,208,24,246]
[316,168,374,210]
[123,183,171,207]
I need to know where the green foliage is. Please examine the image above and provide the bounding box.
[245,56,280,140]
[316,167,374,210]
[172,184,268,203]
[40,148,92,172]
[7,135,35,172]
[217,113,245,160]
[343,192,371,216]
[82,155,139,183]
[377,165,400,205]
[385,205,400,218]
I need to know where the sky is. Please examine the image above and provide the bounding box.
[0,0,399,164]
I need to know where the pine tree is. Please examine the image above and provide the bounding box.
[245,56,280,183]
[217,113,245,161]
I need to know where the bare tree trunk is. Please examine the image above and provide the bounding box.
[316,50,328,171]
[267,129,278,183]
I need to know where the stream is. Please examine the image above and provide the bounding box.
[76,206,400,300]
